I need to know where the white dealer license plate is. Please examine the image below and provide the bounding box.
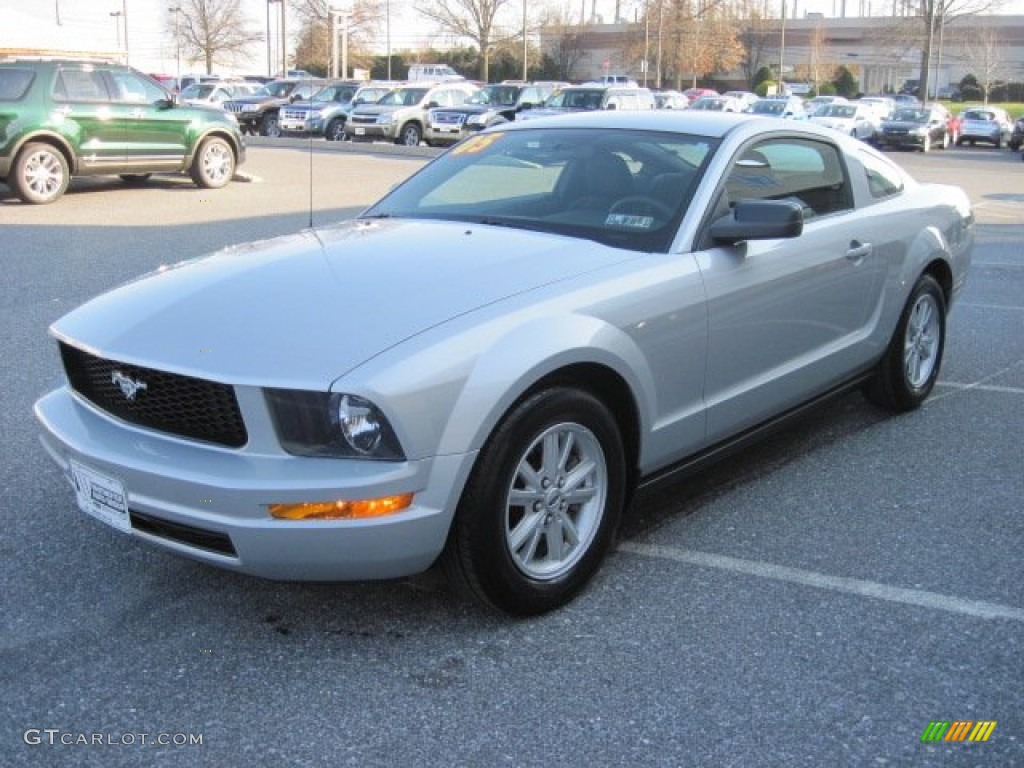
[354,126,365,135]
[70,459,130,533]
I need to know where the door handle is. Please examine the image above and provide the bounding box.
[846,241,872,263]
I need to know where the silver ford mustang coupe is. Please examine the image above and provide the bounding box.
[35,111,973,615]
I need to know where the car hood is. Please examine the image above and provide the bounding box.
[51,219,639,389]
[352,105,407,117]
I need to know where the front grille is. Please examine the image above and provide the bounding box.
[350,114,376,125]
[59,342,248,448]
[433,112,466,126]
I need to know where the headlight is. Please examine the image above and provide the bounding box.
[376,114,394,124]
[466,113,490,127]
[909,126,927,136]
[242,104,259,113]
[265,389,404,460]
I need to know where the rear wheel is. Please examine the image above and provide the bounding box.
[442,387,627,615]
[189,136,235,189]
[864,274,946,412]
[10,142,69,204]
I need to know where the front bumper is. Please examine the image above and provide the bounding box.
[345,122,396,141]
[34,387,462,581]
[878,132,927,148]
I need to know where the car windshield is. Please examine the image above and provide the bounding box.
[752,101,785,114]
[481,85,521,106]
[692,98,724,110]
[963,109,994,121]
[892,108,928,122]
[179,84,211,99]
[545,89,604,109]
[377,88,429,106]
[463,89,493,106]
[362,127,718,252]
[822,105,856,118]
[264,81,296,98]
[312,85,355,103]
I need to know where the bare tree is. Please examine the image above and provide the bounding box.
[734,2,774,87]
[167,0,262,74]
[959,23,1007,103]
[416,0,517,81]
[897,0,1004,101]
[289,0,384,75]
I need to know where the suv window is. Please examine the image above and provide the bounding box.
[0,68,34,100]
[109,71,167,103]
[54,69,110,102]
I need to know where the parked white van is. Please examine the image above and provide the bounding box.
[407,64,464,82]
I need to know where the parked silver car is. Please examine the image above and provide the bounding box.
[35,112,973,615]
[956,106,1013,147]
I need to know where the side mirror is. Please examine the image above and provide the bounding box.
[426,100,440,109]
[710,199,804,244]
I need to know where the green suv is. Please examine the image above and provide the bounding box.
[0,59,246,204]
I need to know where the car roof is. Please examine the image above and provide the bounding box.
[495,108,840,142]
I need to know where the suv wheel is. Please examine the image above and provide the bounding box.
[325,118,346,141]
[259,113,281,137]
[189,137,235,189]
[396,123,422,146]
[11,142,69,204]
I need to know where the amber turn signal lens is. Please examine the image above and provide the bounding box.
[268,493,413,520]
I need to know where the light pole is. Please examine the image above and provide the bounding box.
[169,6,182,84]
[267,0,282,77]
[778,0,787,94]
[110,11,123,52]
[522,0,528,82]
[329,6,350,80]
[386,0,391,80]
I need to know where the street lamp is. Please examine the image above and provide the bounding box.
[267,0,283,77]
[169,6,183,84]
[110,11,123,52]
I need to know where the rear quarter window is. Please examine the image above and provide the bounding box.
[0,69,35,100]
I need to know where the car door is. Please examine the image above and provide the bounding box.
[103,68,190,170]
[697,137,883,441]
[51,64,122,172]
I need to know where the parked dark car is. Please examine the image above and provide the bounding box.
[223,78,324,136]
[0,59,245,204]
[876,105,951,152]
[1008,114,1024,151]
[424,82,558,146]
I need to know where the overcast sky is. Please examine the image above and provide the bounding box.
[3,0,1021,74]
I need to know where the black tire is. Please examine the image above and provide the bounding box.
[864,274,946,412]
[259,112,281,137]
[119,173,152,183]
[396,122,422,146]
[325,118,346,141]
[189,136,235,189]
[10,142,69,204]
[442,387,627,615]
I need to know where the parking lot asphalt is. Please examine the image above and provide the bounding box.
[2,144,1022,767]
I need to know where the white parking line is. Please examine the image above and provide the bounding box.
[618,542,1024,622]
[936,381,1024,395]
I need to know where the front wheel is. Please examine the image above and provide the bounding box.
[258,112,281,137]
[190,136,235,189]
[396,122,422,146]
[325,118,346,141]
[10,142,69,204]
[442,387,627,615]
[864,274,946,412]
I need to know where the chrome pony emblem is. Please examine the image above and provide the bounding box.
[111,370,148,401]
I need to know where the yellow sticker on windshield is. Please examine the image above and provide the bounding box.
[452,132,503,155]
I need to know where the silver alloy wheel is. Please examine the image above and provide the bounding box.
[23,148,65,200]
[903,292,941,389]
[504,422,607,581]
[200,141,232,185]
